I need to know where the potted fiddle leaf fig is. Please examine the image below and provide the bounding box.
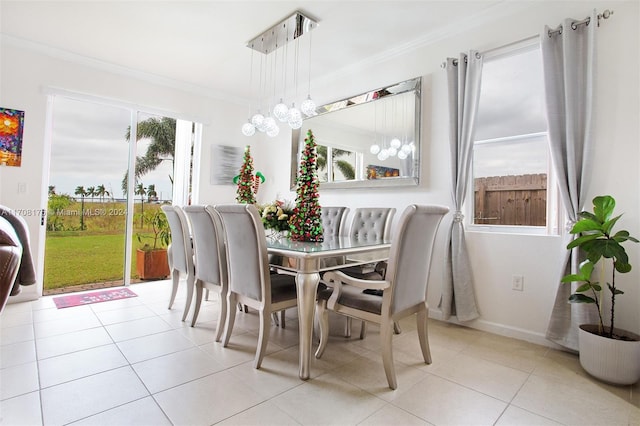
[136,209,171,280]
[561,195,640,384]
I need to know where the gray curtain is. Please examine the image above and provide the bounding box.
[441,52,481,322]
[543,11,599,351]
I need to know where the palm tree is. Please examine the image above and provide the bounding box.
[316,145,356,181]
[147,184,158,202]
[86,186,96,202]
[74,186,88,230]
[48,185,56,196]
[135,183,147,227]
[122,117,176,193]
[95,184,109,203]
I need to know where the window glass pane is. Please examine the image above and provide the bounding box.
[472,44,549,228]
[475,47,546,141]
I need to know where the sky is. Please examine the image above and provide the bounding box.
[50,97,174,201]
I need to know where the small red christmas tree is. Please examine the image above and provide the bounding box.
[236,145,256,204]
[290,129,324,242]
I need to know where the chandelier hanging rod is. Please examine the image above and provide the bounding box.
[247,11,318,55]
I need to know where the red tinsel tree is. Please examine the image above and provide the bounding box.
[290,129,324,242]
[235,145,256,204]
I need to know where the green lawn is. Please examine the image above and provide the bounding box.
[44,202,165,290]
[44,233,147,289]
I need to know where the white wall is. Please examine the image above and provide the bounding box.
[1,1,638,346]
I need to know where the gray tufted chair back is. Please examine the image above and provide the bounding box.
[348,208,396,242]
[321,207,349,237]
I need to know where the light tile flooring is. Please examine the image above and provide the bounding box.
[1,280,638,425]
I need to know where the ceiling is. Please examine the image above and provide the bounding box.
[1,1,505,103]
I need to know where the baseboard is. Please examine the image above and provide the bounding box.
[428,308,565,350]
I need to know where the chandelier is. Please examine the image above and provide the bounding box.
[369,94,415,161]
[241,11,318,138]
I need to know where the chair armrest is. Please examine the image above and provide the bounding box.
[323,270,389,291]
[323,270,390,311]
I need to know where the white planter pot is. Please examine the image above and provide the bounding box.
[578,324,640,385]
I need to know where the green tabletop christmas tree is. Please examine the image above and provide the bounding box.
[235,145,257,204]
[290,129,324,242]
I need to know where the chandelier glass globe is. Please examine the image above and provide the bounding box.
[241,121,256,137]
[263,116,277,132]
[390,138,401,149]
[397,150,408,160]
[388,146,398,157]
[266,124,280,137]
[289,117,303,129]
[401,144,412,155]
[377,149,389,161]
[301,96,317,117]
[273,101,289,122]
[288,106,302,129]
[369,144,381,155]
[251,113,264,129]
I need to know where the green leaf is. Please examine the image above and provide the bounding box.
[575,283,593,293]
[569,294,596,303]
[577,211,598,222]
[601,214,622,235]
[561,274,583,283]
[571,219,603,234]
[592,195,615,222]
[567,233,600,249]
[614,261,632,273]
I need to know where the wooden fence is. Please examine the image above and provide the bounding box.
[474,174,547,226]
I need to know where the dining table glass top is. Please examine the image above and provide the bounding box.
[265,235,391,255]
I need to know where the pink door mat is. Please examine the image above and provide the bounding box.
[53,288,138,309]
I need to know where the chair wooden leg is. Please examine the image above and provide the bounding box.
[271,312,280,326]
[190,281,203,327]
[380,321,397,390]
[205,289,210,301]
[315,300,329,358]
[214,289,226,343]
[417,309,432,364]
[168,269,179,309]
[393,321,402,335]
[182,275,195,322]
[280,310,286,329]
[254,309,271,369]
[222,293,237,347]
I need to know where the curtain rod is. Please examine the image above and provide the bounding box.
[547,9,613,37]
[441,9,614,68]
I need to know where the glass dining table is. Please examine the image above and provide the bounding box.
[266,236,391,380]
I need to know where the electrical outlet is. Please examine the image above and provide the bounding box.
[512,275,524,291]
[17,182,27,194]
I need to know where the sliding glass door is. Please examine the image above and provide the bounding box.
[44,96,197,294]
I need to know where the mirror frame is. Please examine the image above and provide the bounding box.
[290,77,422,190]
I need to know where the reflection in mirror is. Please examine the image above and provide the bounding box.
[291,77,421,190]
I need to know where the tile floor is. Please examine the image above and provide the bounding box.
[1,280,638,425]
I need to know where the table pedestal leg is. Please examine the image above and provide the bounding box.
[295,270,320,380]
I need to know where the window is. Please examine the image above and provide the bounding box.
[470,40,557,233]
[316,144,360,183]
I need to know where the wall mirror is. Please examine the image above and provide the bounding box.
[290,77,421,190]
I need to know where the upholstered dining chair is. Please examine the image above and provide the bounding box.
[214,204,298,369]
[161,205,195,322]
[321,206,349,237]
[183,205,228,340]
[315,204,449,389]
[341,207,395,338]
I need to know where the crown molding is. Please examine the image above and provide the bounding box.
[1,34,247,106]
[314,1,535,88]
